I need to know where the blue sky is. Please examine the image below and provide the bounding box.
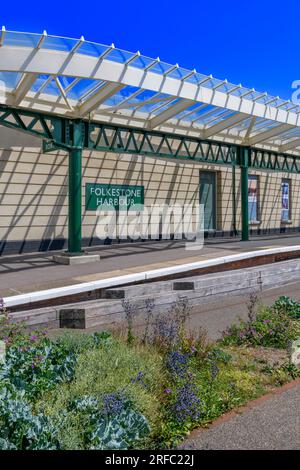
[1,0,299,100]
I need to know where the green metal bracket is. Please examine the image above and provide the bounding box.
[42,140,69,153]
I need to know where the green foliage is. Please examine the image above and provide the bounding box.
[70,395,150,450]
[1,338,76,400]
[273,296,300,319]
[207,347,232,364]
[91,408,150,450]
[0,385,59,450]
[222,303,300,349]
[1,294,299,451]
[261,360,300,385]
[0,331,111,400]
[37,336,164,449]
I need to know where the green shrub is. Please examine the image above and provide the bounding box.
[273,296,300,319]
[1,337,77,400]
[37,337,164,449]
[222,304,300,349]
[0,331,111,400]
[70,394,150,450]
[2,297,299,451]
[0,385,59,450]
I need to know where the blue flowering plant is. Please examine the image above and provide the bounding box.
[163,348,202,421]
[150,298,192,351]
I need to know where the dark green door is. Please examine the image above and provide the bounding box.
[200,171,216,230]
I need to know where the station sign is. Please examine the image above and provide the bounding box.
[85,183,144,211]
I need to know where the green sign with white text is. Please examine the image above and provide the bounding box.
[85,183,144,211]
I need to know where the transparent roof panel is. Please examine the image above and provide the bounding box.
[0,71,21,90]
[129,55,157,70]
[190,104,218,120]
[118,89,161,110]
[137,93,174,114]
[149,61,175,75]
[167,67,190,80]
[42,80,60,97]
[75,41,108,58]
[30,74,50,93]
[204,110,235,126]
[2,29,300,153]
[66,78,104,100]
[59,76,77,89]
[180,105,210,122]
[101,85,141,107]
[150,98,179,115]
[41,35,78,52]
[4,31,41,48]
[233,117,253,131]
[174,103,203,120]
[106,48,134,64]
[252,120,280,133]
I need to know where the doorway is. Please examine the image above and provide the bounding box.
[199,171,216,230]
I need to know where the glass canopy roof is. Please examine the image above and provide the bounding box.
[1,28,300,154]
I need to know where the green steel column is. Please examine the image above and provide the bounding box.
[240,146,249,241]
[68,121,83,254]
[232,158,237,236]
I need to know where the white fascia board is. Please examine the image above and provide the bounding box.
[147,99,196,129]
[1,46,300,130]
[204,113,249,138]
[279,138,300,153]
[76,82,124,116]
[247,123,292,145]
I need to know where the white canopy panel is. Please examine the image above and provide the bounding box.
[1,28,300,154]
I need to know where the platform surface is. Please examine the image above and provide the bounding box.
[1,235,300,298]
[180,379,300,450]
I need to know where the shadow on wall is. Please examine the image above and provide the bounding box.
[1,127,299,256]
[0,127,68,255]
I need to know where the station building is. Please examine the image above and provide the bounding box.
[0,30,299,256]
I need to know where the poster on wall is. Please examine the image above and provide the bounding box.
[281,181,290,220]
[248,176,258,221]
